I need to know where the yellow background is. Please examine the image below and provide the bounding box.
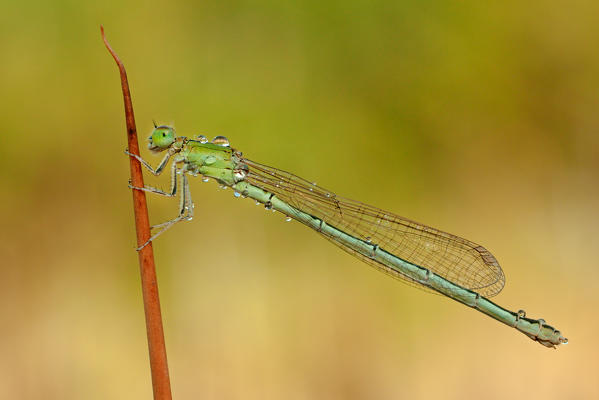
[1,1,597,399]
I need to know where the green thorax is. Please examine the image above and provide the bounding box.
[179,138,245,186]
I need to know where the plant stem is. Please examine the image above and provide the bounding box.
[101,26,173,400]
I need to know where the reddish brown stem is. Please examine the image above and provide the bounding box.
[101,26,173,400]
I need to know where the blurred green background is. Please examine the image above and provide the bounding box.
[1,1,598,399]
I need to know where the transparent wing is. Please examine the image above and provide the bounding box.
[242,158,505,297]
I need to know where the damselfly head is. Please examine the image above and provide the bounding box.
[148,125,176,152]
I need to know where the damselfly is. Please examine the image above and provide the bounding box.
[126,125,567,348]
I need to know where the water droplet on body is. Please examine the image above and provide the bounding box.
[196,135,208,143]
[202,177,210,182]
[285,217,292,222]
[234,169,247,180]
[233,191,241,198]
[212,135,230,147]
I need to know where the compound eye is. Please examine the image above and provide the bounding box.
[151,127,176,149]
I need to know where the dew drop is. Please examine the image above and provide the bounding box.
[365,237,372,243]
[255,201,260,206]
[234,191,241,198]
[285,217,292,222]
[196,134,208,144]
[234,169,247,180]
[202,177,210,182]
[212,135,230,147]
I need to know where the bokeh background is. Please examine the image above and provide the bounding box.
[1,1,598,399]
